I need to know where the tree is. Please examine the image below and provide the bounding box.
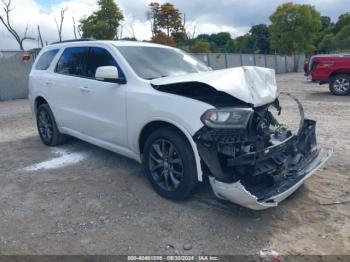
[186,21,197,40]
[335,25,350,50]
[0,0,35,50]
[193,32,232,52]
[72,17,81,39]
[189,41,211,53]
[80,0,124,40]
[54,7,68,42]
[320,16,332,30]
[147,2,185,44]
[147,2,160,36]
[234,34,254,53]
[269,3,321,54]
[158,3,184,37]
[123,15,136,39]
[315,16,333,52]
[37,25,44,48]
[319,33,335,52]
[196,34,210,42]
[121,37,137,41]
[334,13,350,34]
[151,31,175,46]
[209,32,231,51]
[249,24,270,53]
[225,39,237,53]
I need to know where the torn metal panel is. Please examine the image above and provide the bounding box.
[151,66,278,107]
[209,177,277,210]
[209,148,332,210]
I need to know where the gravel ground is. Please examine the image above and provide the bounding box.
[0,73,349,256]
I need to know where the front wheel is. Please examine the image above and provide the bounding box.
[143,127,198,200]
[329,74,350,95]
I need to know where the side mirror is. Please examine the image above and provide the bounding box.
[95,66,126,84]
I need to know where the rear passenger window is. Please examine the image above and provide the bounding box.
[87,47,121,78]
[55,47,89,77]
[35,49,59,70]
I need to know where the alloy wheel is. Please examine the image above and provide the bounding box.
[148,139,183,191]
[333,78,350,93]
[38,109,53,143]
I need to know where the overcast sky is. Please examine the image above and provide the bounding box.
[0,0,348,50]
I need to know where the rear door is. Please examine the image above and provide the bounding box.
[49,46,90,132]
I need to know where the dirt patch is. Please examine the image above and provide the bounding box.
[0,73,349,255]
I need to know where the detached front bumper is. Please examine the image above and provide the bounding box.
[194,101,333,210]
[209,147,332,210]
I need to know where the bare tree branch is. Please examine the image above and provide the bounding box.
[0,0,35,50]
[124,15,136,39]
[77,27,81,38]
[1,0,20,43]
[118,23,123,39]
[54,7,68,42]
[72,17,77,39]
[54,17,59,37]
[20,24,35,46]
[185,20,197,40]
[37,25,44,48]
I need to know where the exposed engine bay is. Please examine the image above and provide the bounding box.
[193,93,329,203]
[152,81,251,108]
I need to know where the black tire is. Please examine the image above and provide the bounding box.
[36,104,69,146]
[329,74,350,96]
[143,127,198,200]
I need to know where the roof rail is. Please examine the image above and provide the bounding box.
[49,38,95,45]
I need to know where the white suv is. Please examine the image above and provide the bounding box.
[29,40,332,210]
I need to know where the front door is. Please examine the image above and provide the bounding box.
[73,46,128,147]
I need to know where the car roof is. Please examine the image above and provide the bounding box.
[312,53,350,58]
[44,40,171,50]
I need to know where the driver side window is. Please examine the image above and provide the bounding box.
[87,47,123,79]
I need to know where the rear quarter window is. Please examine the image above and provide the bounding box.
[35,49,59,70]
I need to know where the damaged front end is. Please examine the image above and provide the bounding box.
[194,93,333,210]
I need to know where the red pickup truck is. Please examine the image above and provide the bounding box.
[309,54,350,95]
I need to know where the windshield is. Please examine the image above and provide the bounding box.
[114,46,210,80]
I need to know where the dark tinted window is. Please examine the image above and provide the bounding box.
[35,49,59,70]
[87,47,120,78]
[55,47,89,76]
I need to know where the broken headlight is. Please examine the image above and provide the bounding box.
[201,108,253,129]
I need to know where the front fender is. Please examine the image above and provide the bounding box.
[126,84,215,182]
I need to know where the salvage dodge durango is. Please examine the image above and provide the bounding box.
[29,40,332,210]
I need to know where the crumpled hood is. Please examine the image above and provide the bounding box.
[151,66,278,107]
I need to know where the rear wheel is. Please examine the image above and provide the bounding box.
[143,127,198,200]
[329,74,350,95]
[36,104,69,146]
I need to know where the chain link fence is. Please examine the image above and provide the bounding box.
[0,50,305,101]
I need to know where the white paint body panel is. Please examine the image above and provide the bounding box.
[151,66,278,107]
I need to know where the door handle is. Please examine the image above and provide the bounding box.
[45,80,53,86]
[79,86,90,93]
